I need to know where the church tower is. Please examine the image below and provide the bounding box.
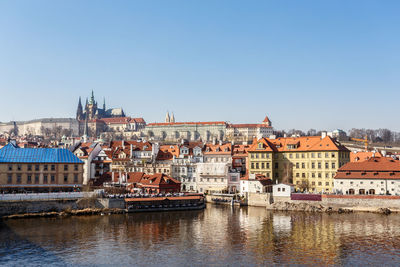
[76,97,83,120]
[165,112,170,123]
[171,113,175,123]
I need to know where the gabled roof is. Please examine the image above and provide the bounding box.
[0,143,83,163]
[248,136,349,152]
[203,143,232,155]
[157,145,179,160]
[338,157,400,172]
[350,151,383,162]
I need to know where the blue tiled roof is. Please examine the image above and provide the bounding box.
[0,143,84,164]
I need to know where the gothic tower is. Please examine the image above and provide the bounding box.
[76,97,83,120]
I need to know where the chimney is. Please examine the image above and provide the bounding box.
[321,131,327,139]
[219,140,223,146]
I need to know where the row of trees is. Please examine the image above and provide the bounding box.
[349,128,400,144]
[276,128,400,145]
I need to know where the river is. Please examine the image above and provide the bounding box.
[1,205,400,266]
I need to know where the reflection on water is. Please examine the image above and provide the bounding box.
[1,205,400,266]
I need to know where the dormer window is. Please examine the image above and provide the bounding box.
[258,143,263,149]
[224,148,228,152]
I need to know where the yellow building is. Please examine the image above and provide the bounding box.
[247,135,350,192]
[0,142,84,193]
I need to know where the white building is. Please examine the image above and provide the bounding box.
[272,183,294,197]
[334,157,400,195]
[240,173,273,195]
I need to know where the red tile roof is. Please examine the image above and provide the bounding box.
[248,136,349,152]
[147,121,226,126]
[335,157,400,180]
[350,151,383,162]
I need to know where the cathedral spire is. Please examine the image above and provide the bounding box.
[89,90,95,105]
[76,97,83,120]
[171,112,175,123]
[165,111,170,123]
[103,97,106,111]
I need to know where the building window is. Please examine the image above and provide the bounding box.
[74,174,78,183]
[8,165,12,171]
[44,175,48,183]
[64,175,68,183]
[325,173,329,178]
[302,173,305,178]
[261,163,265,169]
[318,153,322,158]
[51,165,55,171]
[326,182,329,186]
[325,162,329,169]
[28,164,32,171]
[318,162,321,169]
[318,173,322,178]
[251,163,254,169]
[275,163,278,169]
[331,153,335,158]
[44,165,48,171]
[302,163,305,168]
[325,153,329,158]
[256,163,259,169]
[17,164,22,171]
[296,163,299,169]
[296,173,300,177]
[296,153,299,159]
[312,182,315,185]
[51,175,55,183]
[17,175,21,183]
[311,153,315,158]
[267,163,270,169]
[64,165,68,171]
[35,165,40,171]
[311,163,315,169]
[74,165,78,171]
[318,182,322,186]
[35,175,39,183]
[7,174,12,183]
[332,163,336,169]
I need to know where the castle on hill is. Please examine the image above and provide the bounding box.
[76,90,126,121]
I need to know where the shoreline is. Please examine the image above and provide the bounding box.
[267,201,396,215]
[1,208,126,220]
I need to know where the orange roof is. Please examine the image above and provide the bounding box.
[248,136,349,152]
[147,121,226,126]
[203,143,232,155]
[263,116,271,124]
[157,145,179,160]
[350,151,383,162]
[228,123,272,128]
[338,157,400,172]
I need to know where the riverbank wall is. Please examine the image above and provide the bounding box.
[0,198,125,218]
[247,193,400,213]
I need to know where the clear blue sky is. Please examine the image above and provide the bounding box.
[0,0,399,132]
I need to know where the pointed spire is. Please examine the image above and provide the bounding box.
[76,97,83,120]
[171,112,175,123]
[89,90,95,105]
[165,111,170,123]
[103,97,106,110]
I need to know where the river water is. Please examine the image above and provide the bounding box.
[1,205,400,266]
